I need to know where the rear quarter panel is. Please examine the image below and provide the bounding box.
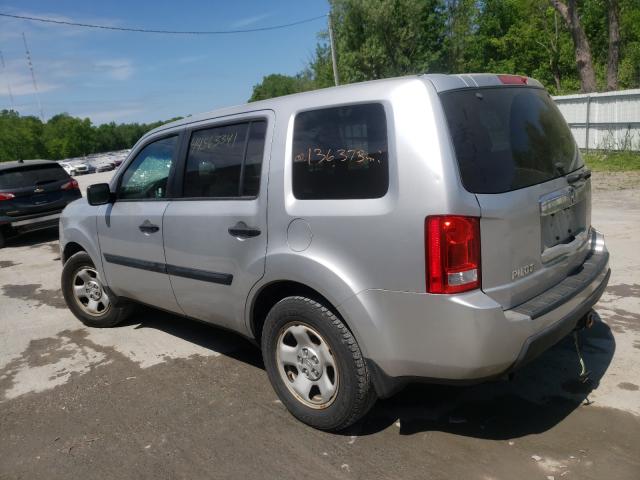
[249,77,480,337]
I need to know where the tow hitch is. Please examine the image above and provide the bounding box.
[573,310,597,383]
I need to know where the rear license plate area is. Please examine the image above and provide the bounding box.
[540,186,587,250]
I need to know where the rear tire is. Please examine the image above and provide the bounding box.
[0,230,5,249]
[61,251,131,328]
[261,296,376,431]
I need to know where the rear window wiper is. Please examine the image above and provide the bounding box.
[566,168,591,184]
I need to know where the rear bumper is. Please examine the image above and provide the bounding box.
[0,211,62,233]
[339,230,610,398]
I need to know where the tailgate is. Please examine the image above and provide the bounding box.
[0,163,71,217]
[476,176,591,308]
[440,84,591,309]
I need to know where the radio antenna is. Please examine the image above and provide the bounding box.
[22,32,44,121]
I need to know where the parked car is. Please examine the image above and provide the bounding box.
[71,162,95,175]
[59,74,610,431]
[59,161,76,176]
[95,161,116,172]
[0,160,81,247]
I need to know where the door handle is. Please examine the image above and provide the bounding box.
[139,220,160,233]
[228,221,261,239]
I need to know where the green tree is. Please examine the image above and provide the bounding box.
[0,112,181,162]
[330,0,447,82]
[42,114,95,159]
[249,73,316,102]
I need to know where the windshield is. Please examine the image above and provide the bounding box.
[441,87,581,194]
[0,164,69,189]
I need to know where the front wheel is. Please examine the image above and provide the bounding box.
[261,296,376,431]
[61,251,131,328]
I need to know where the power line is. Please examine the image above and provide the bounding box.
[0,12,327,35]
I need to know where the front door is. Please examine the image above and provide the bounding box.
[162,114,272,331]
[97,134,183,314]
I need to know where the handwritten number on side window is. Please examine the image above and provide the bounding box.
[294,147,382,165]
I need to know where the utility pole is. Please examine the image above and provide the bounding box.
[22,32,44,121]
[328,13,340,86]
[0,50,15,110]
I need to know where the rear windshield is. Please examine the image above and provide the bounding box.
[441,87,581,194]
[0,164,68,189]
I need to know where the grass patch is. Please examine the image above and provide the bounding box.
[583,150,640,171]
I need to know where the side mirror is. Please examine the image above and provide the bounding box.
[87,183,113,206]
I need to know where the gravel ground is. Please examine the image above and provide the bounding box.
[0,171,638,480]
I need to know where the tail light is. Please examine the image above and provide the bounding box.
[61,178,79,191]
[425,215,481,294]
[0,192,15,201]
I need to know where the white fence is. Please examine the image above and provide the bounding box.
[553,89,640,151]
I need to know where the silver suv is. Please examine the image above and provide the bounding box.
[59,74,610,430]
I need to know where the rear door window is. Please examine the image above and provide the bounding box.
[440,87,581,194]
[0,164,68,189]
[183,120,266,198]
[292,103,389,199]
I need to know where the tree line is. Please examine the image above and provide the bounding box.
[250,0,640,101]
[0,110,180,162]
[2,0,637,162]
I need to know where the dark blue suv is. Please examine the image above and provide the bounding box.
[0,160,82,248]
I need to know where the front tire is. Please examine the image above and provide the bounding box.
[61,251,131,328]
[262,296,376,431]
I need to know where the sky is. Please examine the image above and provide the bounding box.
[0,1,330,124]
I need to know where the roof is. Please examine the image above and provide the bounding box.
[144,75,420,138]
[142,73,544,140]
[0,159,58,171]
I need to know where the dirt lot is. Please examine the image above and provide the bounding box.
[1,172,639,480]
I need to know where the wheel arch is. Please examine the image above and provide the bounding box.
[248,280,360,351]
[62,241,86,263]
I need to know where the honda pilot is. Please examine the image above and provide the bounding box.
[59,74,610,430]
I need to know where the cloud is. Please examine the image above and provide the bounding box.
[0,54,135,101]
[75,106,144,124]
[93,59,134,80]
[229,13,271,29]
[0,68,59,96]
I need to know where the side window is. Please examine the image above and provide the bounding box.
[119,136,177,200]
[183,120,266,198]
[292,103,389,200]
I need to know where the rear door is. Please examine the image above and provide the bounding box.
[97,133,183,313]
[162,113,272,331]
[441,86,591,309]
[0,163,76,218]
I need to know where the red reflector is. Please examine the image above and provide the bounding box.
[0,192,15,201]
[425,215,481,294]
[497,74,528,85]
[61,178,79,191]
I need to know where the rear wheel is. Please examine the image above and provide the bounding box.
[262,296,376,431]
[0,229,4,249]
[61,251,131,327]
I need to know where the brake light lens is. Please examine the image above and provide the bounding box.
[497,74,528,85]
[61,178,79,191]
[425,215,481,294]
[0,192,15,201]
